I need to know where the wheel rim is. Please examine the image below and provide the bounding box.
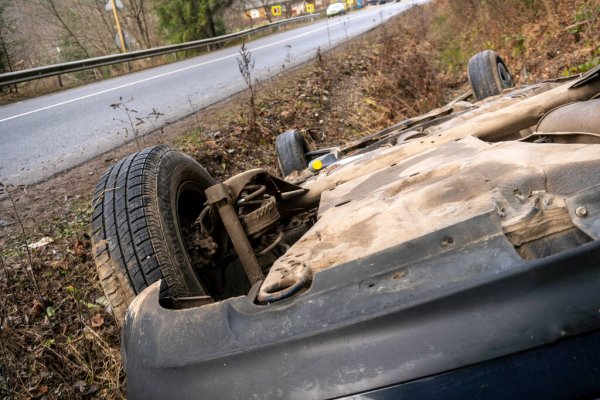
[176,181,226,296]
[176,181,210,286]
[497,62,513,89]
[176,181,206,231]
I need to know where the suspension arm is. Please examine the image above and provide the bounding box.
[205,183,264,285]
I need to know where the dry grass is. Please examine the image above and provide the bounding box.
[1,184,124,399]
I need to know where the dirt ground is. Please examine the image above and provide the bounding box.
[1,0,598,398]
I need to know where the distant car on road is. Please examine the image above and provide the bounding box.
[326,2,346,17]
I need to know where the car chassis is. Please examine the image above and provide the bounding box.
[92,59,600,398]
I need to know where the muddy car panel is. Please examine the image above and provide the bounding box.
[124,238,600,399]
[123,67,600,398]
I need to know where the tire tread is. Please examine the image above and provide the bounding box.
[91,145,213,323]
[468,50,513,101]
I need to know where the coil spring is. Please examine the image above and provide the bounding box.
[256,230,284,256]
[237,184,266,207]
[237,183,285,257]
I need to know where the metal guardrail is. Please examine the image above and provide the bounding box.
[0,14,320,87]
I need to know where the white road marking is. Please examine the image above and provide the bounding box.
[0,6,404,124]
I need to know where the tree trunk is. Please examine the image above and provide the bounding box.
[126,0,151,48]
[140,2,152,47]
[0,31,13,72]
[0,30,17,92]
[205,5,217,37]
[261,2,273,23]
[284,1,293,18]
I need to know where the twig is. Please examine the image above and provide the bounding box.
[113,97,141,150]
[2,183,56,338]
[0,356,14,399]
[0,305,15,400]
[187,95,200,129]
[237,43,258,136]
[0,254,24,326]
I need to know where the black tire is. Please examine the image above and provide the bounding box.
[275,130,308,176]
[467,50,515,101]
[91,145,215,323]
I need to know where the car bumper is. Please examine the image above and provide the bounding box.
[123,213,600,399]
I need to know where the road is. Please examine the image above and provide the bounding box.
[0,1,426,186]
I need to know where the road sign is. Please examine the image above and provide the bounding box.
[105,0,123,11]
[115,31,132,50]
[346,0,354,4]
[250,9,260,19]
[271,5,282,16]
[306,3,315,12]
[107,0,127,52]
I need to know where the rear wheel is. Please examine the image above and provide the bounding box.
[468,50,514,101]
[275,130,308,176]
[91,145,215,323]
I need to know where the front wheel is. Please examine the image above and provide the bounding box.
[91,145,215,323]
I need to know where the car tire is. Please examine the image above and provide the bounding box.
[91,145,215,323]
[275,129,308,176]
[467,50,514,101]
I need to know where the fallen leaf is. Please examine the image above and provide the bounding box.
[49,260,68,270]
[73,240,86,257]
[45,306,56,318]
[73,380,87,393]
[94,296,109,307]
[28,237,54,249]
[89,314,104,328]
[30,300,43,315]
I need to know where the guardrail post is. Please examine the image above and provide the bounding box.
[56,74,63,88]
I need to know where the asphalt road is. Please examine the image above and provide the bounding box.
[0,1,426,186]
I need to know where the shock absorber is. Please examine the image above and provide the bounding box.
[205,183,264,286]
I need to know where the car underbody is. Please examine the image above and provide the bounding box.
[92,57,600,398]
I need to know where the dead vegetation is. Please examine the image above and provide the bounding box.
[1,1,598,398]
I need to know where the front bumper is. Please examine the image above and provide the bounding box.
[123,212,600,399]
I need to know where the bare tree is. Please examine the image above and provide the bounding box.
[259,0,273,23]
[0,1,14,73]
[282,0,293,18]
[124,0,153,48]
[38,0,91,58]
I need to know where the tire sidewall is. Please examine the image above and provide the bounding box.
[276,130,308,176]
[468,50,514,101]
[154,150,215,297]
[488,51,512,92]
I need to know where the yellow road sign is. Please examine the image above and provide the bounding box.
[346,0,354,4]
[306,3,315,12]
[271,5,282,16]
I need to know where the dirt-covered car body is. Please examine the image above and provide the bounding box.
[120,67,600,399]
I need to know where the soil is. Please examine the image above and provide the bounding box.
[1,1,598,398]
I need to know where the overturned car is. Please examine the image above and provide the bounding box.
[92,51,600,399]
